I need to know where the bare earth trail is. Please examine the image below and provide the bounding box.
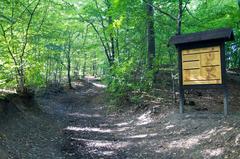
[1,79,240,158]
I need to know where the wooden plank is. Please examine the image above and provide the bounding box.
[183,79,222,85]
[200,66,222,80]
[183,61,200,69]
[183,69,200,81]
[183,66,222,85]
[201,52,221,66]
[182,54,200,62]
[182,46,220,55]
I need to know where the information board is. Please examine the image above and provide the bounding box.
[182,46,222,85]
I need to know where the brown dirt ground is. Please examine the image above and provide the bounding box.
[0,79,240,159]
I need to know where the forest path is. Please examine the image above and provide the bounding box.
[1,79,240,159]
[39,78,240,159]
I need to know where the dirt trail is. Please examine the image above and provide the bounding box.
[1,79,240,159]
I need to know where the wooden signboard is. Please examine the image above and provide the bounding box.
[182,46,222,85]
[169,28,234,115]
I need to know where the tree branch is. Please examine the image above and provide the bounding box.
[0,15,12,22]
[21,0,41,59]
[0,24,18,67]
[182,0,191,11]
[89,22,111,63]
[143,0,177,21]
[93,0,111,56]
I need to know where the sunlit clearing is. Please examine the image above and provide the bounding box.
[114,120,133,127]
[116,127,130,132]
[165,124,175,130]
[88,149,115,156]
[0,89,16,94]
[168,126,234,149]
[126,133,157,139]
[202,148,224,157]
[220,127,233,135]
[72,82,84,87]
[84,76,100,81]
[235,134,240,146]
[168,129,215,149]
[168,137,199,149]
[136,111,152,126]
[207,126,233,136]
[66,126,112,133]
[85,89,96,94]
[99,123,109,127]
[71,138,130,149]
[68,113,101,118]
[100,151,115,156]
[92,82,107,88]
[65,126,129,133]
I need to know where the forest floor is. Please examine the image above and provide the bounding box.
[0,78,240,159]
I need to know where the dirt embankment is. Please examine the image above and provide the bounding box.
[0,88,64,159]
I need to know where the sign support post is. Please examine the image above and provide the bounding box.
[179,88,184,114]
[224,86,228,116]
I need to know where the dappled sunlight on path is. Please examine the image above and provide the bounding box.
[35,79,240,158]
[65,126,130,133]
[92,82,107,88]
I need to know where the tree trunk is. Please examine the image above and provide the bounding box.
[177,0,183,35]
[92,52,97,77]
[109,15,115,65]
[125,6,130,59]
[17,58,26,94]
[146,0,156,69]
[45,56,50,85]
[66,34,73,89]
[74,63,80,80]
[67,55,72,89]
[83,53,87,78]
[59,65,62,85]
[18,70,25,94]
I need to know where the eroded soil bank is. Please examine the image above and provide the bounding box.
[0,80,240,159]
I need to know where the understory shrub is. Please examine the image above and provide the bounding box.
[104,57,157,109]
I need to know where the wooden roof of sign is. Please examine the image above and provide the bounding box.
[169,28,234,45]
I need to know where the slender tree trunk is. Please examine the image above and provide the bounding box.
[59,65,62,85]
[74,63,80,80]
[83,53,87,78]
[67,55,72,89]
[66,33,73,89]
[92,52,97,77]
[45,56,49,85]
[54,66,58,84]
[109,16,115,65]
[18,67,25,93]
[125,6,130,59]
[146,0,156,69]
[177,0,183,35]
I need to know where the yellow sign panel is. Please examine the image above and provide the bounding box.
[182,46,222,85]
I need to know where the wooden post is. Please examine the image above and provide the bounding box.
[224,87,229,116]
[179,88,184,114]
[177,46,184,114]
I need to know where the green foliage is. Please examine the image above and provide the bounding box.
[104,56,155,107]
[0,0,239,102]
